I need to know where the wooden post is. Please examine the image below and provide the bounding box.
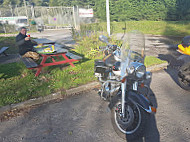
[23,0,29,25]
[31,4,35,19]
[16,5,19,16]
[73,6,77,29]
[9,5,13,17]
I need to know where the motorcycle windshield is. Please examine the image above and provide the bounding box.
[121,31,145,77]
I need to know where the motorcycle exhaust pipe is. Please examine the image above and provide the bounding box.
[99,77,121,84]
[109,86,120,94]
[99,78,121,99]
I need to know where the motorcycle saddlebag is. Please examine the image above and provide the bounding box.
[94,59,107,73]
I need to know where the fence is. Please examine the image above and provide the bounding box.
[0,5,96,33]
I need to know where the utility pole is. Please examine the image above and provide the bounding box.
[106,0,110,36]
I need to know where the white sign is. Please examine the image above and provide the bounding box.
[0,16,27,24]
[79,8,93,17]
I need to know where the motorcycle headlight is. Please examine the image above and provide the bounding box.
[128,66,135,74]
[136,65,146,78]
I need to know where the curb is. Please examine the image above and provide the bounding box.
[146,62,168,72]
[0,82,100,116]
[0,63,168,116]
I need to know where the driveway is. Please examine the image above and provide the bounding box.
[30,29,75,47]
[0,69,190,142]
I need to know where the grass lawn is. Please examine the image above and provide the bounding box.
[145,56,166,67]
[0,59,96,107]
[83,21,190,37]
[0,37,18,54]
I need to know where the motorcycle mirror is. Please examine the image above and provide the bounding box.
[99,35,109,43]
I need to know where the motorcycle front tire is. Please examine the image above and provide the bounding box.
[178,62,190,91]
[111,98,148,140]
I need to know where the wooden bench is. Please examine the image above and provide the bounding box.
[0,47,9,56]
[19,52,82,77]
[19,55,38,68]
[66,52,82,60]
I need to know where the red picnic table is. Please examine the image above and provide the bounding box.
[21,39,82,77]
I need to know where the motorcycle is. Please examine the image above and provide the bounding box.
[177,36,190,90]
[94,31,156,140]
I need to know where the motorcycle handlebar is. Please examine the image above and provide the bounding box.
[99,46,107,51]
[99,45,118,51]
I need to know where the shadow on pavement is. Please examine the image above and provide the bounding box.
[157,45,185,89]
[127,113,160,142]
[126,77,160,142]
[108,77,160,142]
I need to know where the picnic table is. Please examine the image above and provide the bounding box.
[32,38,55,44]
[21,38,82,77]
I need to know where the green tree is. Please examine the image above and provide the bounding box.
[94,0,106,21]
[0,0,190,21]
[49,0,58,6]
[176,0,190,20]
[163,0,177,20]
[58,0,72,6]
[3,0,12,5]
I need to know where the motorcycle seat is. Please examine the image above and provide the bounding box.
[104,55,116,67]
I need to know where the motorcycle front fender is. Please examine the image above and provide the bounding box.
[127,91,154,113]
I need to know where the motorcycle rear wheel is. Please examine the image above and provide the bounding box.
[178,62,190,91]
[111,99,147,140]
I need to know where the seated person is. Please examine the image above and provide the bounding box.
[16,27,39,61]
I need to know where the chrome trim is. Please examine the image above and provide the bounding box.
[145,106,153,113]
[128,62,146,78]
[133,81,138,91]
[99,78,121,99]
[145,71,152,79]
[130,62,145,71]
[121,82,126,116]
[138,104,152,113]
[95,73,102,78]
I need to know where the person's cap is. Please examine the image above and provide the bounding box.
[20,27,27,31]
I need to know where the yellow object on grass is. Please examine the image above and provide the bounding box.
[178,44,190,55]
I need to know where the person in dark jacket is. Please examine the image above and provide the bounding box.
[16,27,39,60]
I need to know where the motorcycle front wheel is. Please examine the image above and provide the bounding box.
[178,62,190,91]
[111,99,147,140]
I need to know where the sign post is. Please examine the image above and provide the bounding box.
[78,8,94,30]
[79,8,93,18]
[106,0,110,36]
